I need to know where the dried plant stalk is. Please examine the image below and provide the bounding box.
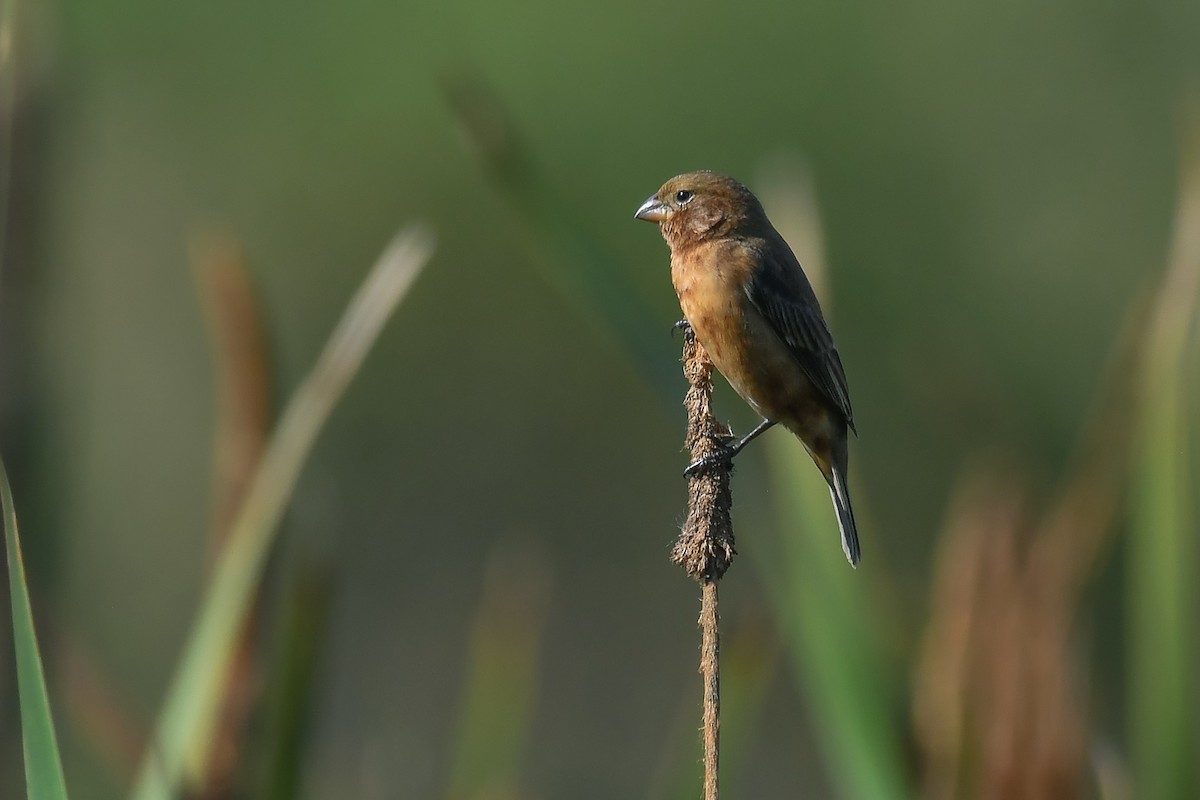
[673,327,736,800]
[699,581,721,800]
[672,329,735,581]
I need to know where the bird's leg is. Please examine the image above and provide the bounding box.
[684,418,776,476]
[726,417,776,456]
[671,318,692,336]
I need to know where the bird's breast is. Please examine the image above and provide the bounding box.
[671,251,746,365]
[670,245,825,429]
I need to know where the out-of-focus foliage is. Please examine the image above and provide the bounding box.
[3,456,70,800]
[2,0,1199,798]
[131,228,431,800]
[1127,121,1200,800]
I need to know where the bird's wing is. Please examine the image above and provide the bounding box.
[743,242,856,432]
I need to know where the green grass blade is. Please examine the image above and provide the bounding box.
[749,163,909,800]
[1127,127,1200,800]
[444,542,550,800]
[254,561,333,800]
[2,456,71,800]
[444,79,675,402]
[756,439,910,800]
[130,225,434,800]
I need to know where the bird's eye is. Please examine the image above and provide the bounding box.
[675,190,695,205]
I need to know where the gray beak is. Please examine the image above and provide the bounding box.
[634,194,670,222]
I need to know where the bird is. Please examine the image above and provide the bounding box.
[634,171,860,566]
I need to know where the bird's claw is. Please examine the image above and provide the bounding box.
[671,319,692,337]
[683,438,734,477]
[684,452,729,477]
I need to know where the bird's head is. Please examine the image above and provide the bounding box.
[634,171,766,248]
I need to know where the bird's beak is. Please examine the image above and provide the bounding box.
[634,195,671,222]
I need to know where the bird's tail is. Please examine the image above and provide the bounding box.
[828,459,860,568]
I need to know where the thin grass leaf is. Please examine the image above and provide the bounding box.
[444,541,551,800]
[254,560,332,800]
[1127,120,1200,800]
[756,439,910,800]
[444,77,674,401]
[2,456,71,800]
[747,162,909,799]
[130,225,434,800]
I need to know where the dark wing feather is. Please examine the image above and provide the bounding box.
[743,240,856,432]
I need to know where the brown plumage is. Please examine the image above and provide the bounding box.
[635,170,860,566]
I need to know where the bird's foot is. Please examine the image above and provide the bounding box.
[684,450,731,477]
[671,319,692,337]
[683,432,735,477]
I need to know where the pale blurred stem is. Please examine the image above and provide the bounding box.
[672,329,736,800]
[700,581,720,800]
[190,234,272,554]
[190,234,273,794]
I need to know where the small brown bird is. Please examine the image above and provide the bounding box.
[635,171,860,566]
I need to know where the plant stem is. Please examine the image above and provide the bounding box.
[672,327,735,800]
[701,580,721,800]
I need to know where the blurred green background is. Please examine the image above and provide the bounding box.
[2,0,1199,798]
